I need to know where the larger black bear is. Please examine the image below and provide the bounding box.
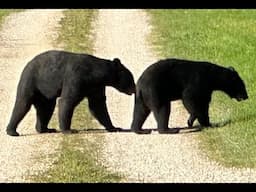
[131,58,248,134]
[7,50,135,136]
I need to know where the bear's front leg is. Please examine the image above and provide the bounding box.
[187,114,197,127]
[34,98,57,134]
[88,92,122,132]
[58,98,79,134]
[196,102,211,128]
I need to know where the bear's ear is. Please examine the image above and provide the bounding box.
[228,66,235,72]
[113,58,121,65]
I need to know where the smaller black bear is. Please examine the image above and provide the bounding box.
[7,50,135,136]
[131,58,248,134]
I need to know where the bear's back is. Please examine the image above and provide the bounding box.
[137,58,225,91]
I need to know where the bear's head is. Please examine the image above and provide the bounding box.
[226,67,248,102]
[111,58,136,95]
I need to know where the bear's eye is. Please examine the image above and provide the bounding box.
[230,73,238,82]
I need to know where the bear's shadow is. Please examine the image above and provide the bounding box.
[176,119,231,134]
[20,119,231,136]
[78,119,231,134]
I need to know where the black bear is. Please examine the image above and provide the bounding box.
[6,50,136,136]
[131,58,248,134]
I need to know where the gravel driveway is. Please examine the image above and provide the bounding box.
[0,9,64,182]
[1,9,256,183]
[93,9,256,183]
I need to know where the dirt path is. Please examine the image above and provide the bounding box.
[93,9,256,183]
[0,9,64,182]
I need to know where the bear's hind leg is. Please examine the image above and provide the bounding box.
[34,96,57,134]
[152,103,179,134]
[6,98,32,136]
[131,96,151,134]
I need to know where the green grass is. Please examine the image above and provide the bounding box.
[148,9,256,168]
[31,9,122,182]
[0,9,20,26]
[33,128,121,182]
[55,9,96,53]
[0,10,12,22]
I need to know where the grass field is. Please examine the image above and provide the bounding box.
[148,9,256,168]
[0,10,19,26]
[32,9,122,182]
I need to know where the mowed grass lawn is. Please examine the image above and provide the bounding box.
[148,9,256,168]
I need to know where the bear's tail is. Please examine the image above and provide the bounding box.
[135,88,147,108]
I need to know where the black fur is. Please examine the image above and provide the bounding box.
[6,50,135,136]
[131,58,248,134]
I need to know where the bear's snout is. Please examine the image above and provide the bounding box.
[236,94,248,101]
[126,86,136,95]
